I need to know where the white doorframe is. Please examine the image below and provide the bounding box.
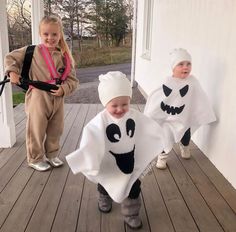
[0,0,44,148]
[131,0,138,88]
[0,0,16,147]
[31,0,44,44]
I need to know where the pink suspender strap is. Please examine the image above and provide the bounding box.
[39,44,71,82]
[39,44,59,79]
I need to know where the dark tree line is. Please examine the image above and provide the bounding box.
[44,0,133,48]
[86,0,129,47]
[7,0,133,51]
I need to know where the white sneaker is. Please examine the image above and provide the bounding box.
[156,153,168,169]
[179,143,191,159]
[28,161,51,171]
[46,157,64,167]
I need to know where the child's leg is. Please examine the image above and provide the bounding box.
[180,128,191,146]
[97,183,112,213]
[179,128,191,159]
[25,91,51,171]
[121,179,142,229]
[44,101,64,167]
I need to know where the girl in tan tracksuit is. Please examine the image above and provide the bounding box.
[4,15,78,171]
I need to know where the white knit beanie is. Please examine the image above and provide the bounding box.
[98,71,132,106]
[170,48,191,69]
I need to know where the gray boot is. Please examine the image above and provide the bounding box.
[98,192,112,213]
[121,196,142,230]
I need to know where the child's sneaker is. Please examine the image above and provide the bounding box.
[179,143,191,159]
[156,152,168,169]
[98,193,112,213]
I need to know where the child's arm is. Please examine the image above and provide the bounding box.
[8,71,21,85]
[4,46,27,83]
[60,68,78,96]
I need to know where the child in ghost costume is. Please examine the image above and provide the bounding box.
[144,48,216,169]
[66,71,170,229]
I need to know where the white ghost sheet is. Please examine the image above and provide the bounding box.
[66,108,166,203]
[144,75,216,143]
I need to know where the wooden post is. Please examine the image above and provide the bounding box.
[31,0,44,44]
[0,0,16,147]
[131,0,137,87]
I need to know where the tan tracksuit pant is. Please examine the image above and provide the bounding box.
[25,89,64,163]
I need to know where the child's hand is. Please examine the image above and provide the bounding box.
[50,86,64,97]
[9,72,21,85]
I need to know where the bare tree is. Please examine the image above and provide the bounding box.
[7,0,31,50]
[124,0,133,45]
[87,0,129,47]
[7,0,133,51]
[44,0,90,51]
[44,0,58,15]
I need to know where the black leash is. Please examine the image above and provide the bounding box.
[1,45,60,97]
[0,76,59,97]
[0,76,9,96]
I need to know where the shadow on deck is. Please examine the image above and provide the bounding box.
[0,104,235,232]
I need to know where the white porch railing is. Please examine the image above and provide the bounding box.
[0,0,43,148]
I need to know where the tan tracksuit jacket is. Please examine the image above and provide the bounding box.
[4,45,78,163]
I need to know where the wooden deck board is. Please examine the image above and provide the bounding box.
[51,104,89,232]
[154,166,199,232]
[0,104,235,232]
[168,149,224,232]
[192,149,236,213]
[25,104,82,232]
[141,171,175,231]
[77,104,102,232]
[173,145,236,231]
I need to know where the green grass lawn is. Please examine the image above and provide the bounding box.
[12,92,25,105]
[76,46,132,68]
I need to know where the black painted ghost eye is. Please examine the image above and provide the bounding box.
[163,84,172,97]
[160,84,187,115]
[179,85,189,97]
[106,123,121,142]
[126,119,135,138]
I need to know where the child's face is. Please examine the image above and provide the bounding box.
[106,96,130,119]
[173,61,192,79]
[40,23,61,51]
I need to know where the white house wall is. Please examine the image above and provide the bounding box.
[135,0,236,188]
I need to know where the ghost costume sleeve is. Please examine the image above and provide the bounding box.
[188,77,216,132]
[66,114,105,178]
[66,109,167,203]
[144,75,216,144]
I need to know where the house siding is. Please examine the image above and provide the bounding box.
[135,0,236,188]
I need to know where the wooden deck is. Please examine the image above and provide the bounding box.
[0,103,236,232]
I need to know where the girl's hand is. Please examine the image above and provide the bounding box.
[9,72,21,85]
[50,86,64,97]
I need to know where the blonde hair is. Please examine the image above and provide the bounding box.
[39,15,75,67]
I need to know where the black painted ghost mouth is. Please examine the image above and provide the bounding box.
[160,101,185,115]
[109,145,135,174]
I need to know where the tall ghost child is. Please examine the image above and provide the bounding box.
[144,48,216,169]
